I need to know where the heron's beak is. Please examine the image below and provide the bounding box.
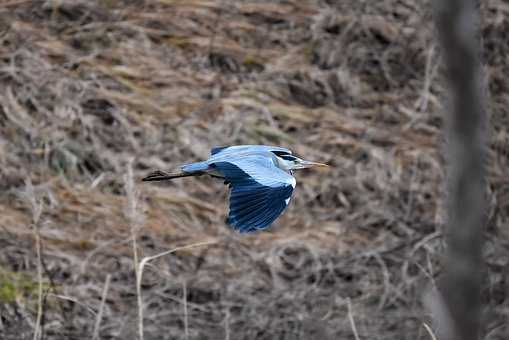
[300,160,329,169]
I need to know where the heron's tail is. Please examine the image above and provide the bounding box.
[142,170,200,181]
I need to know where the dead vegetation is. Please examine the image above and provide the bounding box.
[0,0,507,339]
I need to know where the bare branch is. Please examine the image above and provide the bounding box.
[430,0,487,339]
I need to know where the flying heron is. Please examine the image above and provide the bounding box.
[142,145,328,233]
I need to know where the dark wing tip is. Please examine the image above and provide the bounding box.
[211,146,228,155]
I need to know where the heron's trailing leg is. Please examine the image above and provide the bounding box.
[141,170,201,181]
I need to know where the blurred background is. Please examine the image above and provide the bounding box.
[0,1,507,339]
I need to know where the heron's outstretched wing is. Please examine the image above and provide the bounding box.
[213,155,296,233]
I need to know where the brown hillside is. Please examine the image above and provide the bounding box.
[0,1,507,339]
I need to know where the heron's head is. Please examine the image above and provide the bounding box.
[278,154,329,170]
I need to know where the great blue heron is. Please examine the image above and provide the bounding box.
[142,145,328,232]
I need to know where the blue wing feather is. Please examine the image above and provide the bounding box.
[213,158,294,232]
[251,207,277,229]
[245,201,285,230]
[232,200,269,222]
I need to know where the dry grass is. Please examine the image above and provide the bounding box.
[0,0,507,339]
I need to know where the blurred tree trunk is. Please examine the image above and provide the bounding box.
[431,1,486,340]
